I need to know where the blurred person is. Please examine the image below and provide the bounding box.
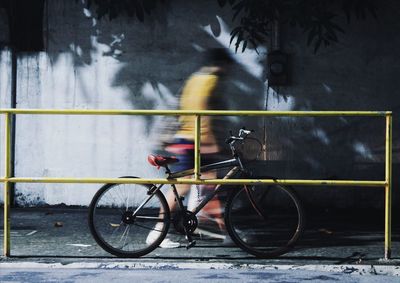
[147,48,234,248]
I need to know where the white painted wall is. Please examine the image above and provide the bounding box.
[0,49,12,203]
[0,0,269,206]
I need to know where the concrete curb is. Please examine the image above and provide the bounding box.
[1,261,399,276]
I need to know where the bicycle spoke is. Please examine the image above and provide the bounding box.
[120,225,131,249]
[125,185,131,211]
[101,193,125,215]
[135,215,165,220]
[132,222,163,233]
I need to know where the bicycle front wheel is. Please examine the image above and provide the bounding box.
[89,181,170,257]
[225,183,304,258]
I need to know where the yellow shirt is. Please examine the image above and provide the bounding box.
[176,71,219,150]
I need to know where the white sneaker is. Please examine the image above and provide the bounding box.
[159,238,181,248]
[146,229,180,249]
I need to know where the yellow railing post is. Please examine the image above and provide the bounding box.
[3,113,12,257]
[194,115,201,180]
[384,113,392,260]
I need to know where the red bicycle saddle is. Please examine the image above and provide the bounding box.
[147,154,179,169]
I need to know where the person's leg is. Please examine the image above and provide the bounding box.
[146,183,188,248]
[147,149,192,248]
[165,146,193,212]
[165,181,191,212]
[199,171,225,230]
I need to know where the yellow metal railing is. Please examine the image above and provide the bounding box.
[0,109,393,259]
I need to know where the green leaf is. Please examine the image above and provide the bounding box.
[230,27,241,45]
[242,39,247,52]
[249,38,259,53]
[235,30,243,53]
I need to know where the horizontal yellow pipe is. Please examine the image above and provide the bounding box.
[0,108,391,117]
[6,177,386,187]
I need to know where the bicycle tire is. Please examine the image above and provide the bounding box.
[225,181,304,258]
[88,178,170,257]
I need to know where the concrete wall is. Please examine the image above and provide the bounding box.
[0,0,268,206]
[0,0,399,210]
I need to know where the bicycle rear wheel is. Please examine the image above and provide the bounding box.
[225,182,304,258]
[89,180,170,257]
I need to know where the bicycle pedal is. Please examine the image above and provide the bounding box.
[186,240,196,249]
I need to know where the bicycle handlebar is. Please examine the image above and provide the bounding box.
[225,127,254,145]
[225,127,255,165]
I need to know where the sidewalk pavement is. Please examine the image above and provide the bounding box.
[0,207,399,276]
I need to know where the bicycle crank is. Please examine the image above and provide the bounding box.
[172,210,198,235]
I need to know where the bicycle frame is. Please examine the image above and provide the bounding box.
[142,157,245,219]
[188,166,240,215]
[133,129,258,244]
[168,158,240,179]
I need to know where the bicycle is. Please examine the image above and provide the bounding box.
[88,128,305,258]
